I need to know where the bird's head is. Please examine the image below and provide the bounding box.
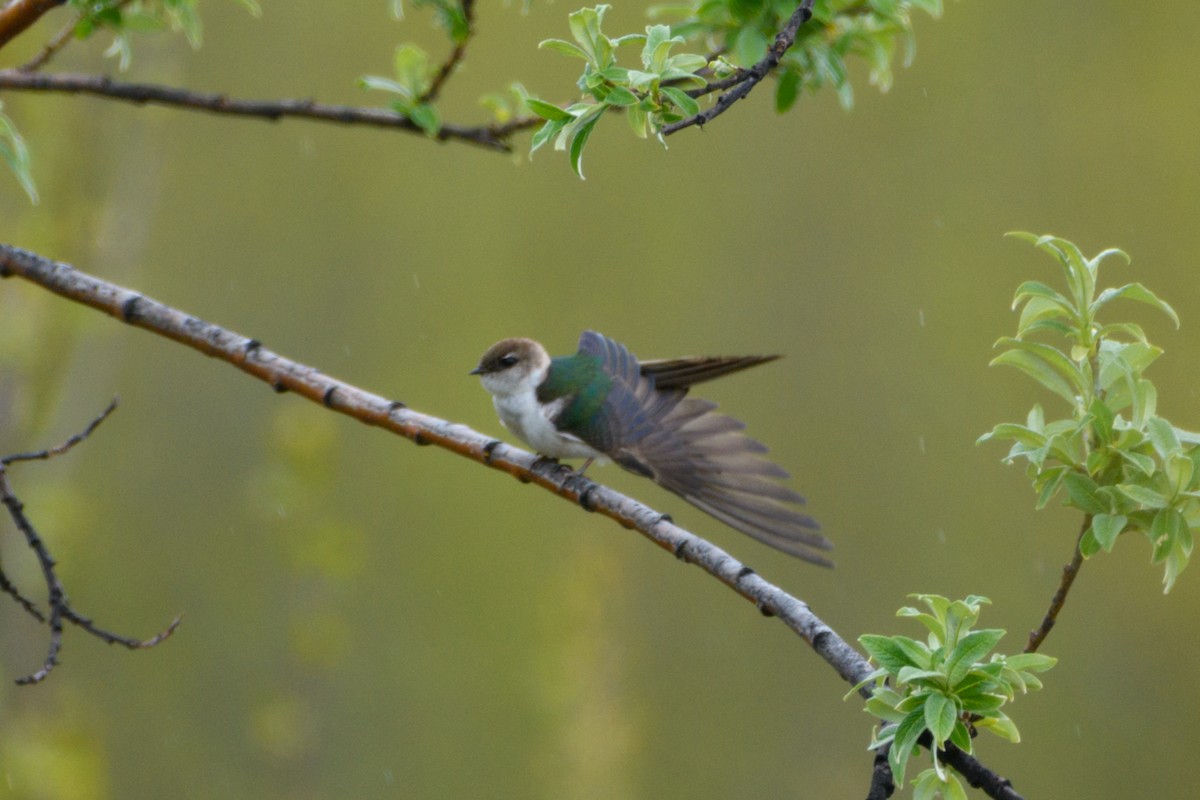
[470,337,550,397]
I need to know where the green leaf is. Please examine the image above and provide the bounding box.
[1116,448,1157,477]
[923,693,957,745]
[1116,482,1168,509]
[1090,513,1127,552]
[393,43,430,93]
[1150,508,1186,554]
[659,85,700,117]
[526,98,575,122]
[889,707,927,786]
[529,117,567,155]
[776,67,802,112]
[946,629,1005,685]
[1093,282,1179,328]
[568,109,603,179]
[601,85,639,107]
[975,713,1021,743]
[990,348,1079,404]
[1097,321,1148,343]
[958,692,1005,714]
[406,102,441,136]
[732,25,769,68]
[1062,472,1109,515]
[865,695,909,723]
[1035,467,1068,509]
[0,106,37,203]
[860,634,924,673]
[1003,653,1058,673]
[538,37,591,61]
[1147,416,1183,459]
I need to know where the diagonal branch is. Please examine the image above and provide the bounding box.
[0,243,1025,798]
[0,69,539,152]
[663,0,814,137]
[0,0,66,51]
[0,242,868,684]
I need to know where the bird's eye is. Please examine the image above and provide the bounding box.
[499,354,519,367]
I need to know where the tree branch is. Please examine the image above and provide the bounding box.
[1025,513,1090,653]
[419,0,475,105]
[0,243,1025,797]
[0,397,180,684]
[865,745,895,799]
[0,0,65,51]
[663,0,814,137]
[0,68,539,152]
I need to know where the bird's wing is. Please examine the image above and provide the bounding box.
[579,331,832,565]
[639,354,780,390]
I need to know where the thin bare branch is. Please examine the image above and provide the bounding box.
[2,396,117,464]
[1025,513,1090,653]
[0,68,533,152]
[419,0,476,105]
[0,399,179,684]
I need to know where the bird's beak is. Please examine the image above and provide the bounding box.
[469,365,483,376]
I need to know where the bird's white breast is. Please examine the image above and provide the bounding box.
[491,388,602,460]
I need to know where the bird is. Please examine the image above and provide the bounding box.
[470,330,831,565]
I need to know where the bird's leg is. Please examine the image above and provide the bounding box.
[577,458,595,476]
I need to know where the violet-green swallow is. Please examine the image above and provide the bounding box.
[471,331,831,565]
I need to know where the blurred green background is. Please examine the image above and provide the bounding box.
[2,1,1199,797]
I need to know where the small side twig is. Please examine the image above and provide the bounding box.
[15,0,127,73]
[1025,513,1090,653]
[0,398,180,685]
[662,0,814,136]
[419,0,476,104]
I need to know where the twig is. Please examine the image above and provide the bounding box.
[0,399,180,684]
[419,0,475,104]
[0,243,1026,798]
[15,11,74,71]
[662,0,814,137]
[1025,513,1090,653]
[2,396,117,464]
[14,0,128,73]
[0,565,44,621]
[0,0,66,51]
[0,69,537,152]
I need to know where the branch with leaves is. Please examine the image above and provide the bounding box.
[0,0,951,197]
[0,241,1028,797]
[0,68,533,150]
[0,397,179,684]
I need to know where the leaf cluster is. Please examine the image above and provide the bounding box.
[527,5,708,177]
[857,595,1055,799]
[656,0,944,111]
[980,233,1198,590]
[526,1,947,175]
